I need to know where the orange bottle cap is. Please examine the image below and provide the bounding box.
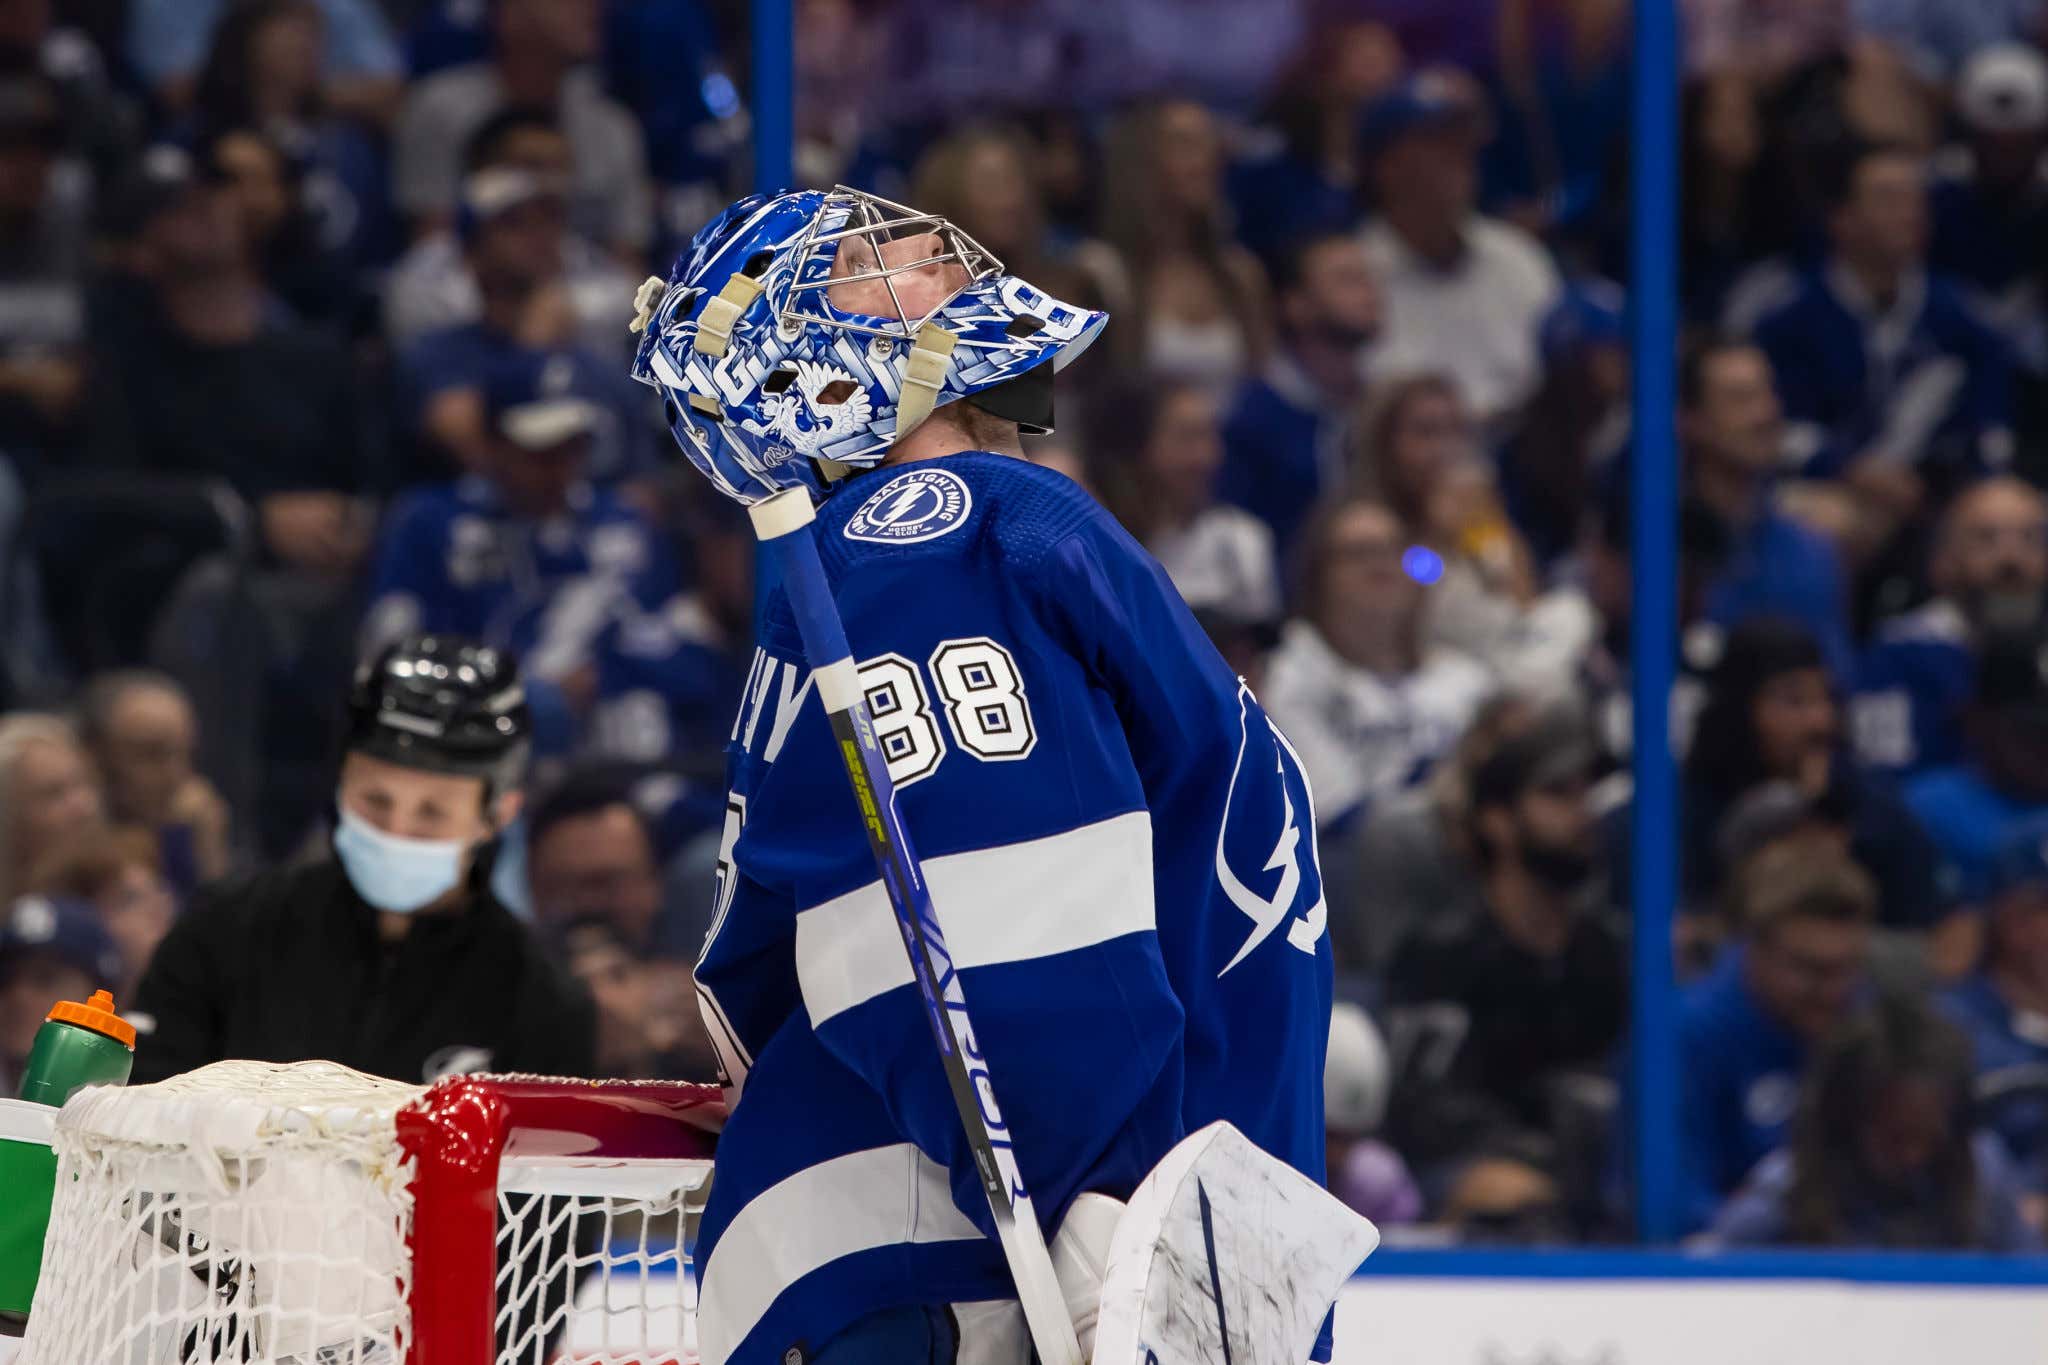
[46,989,137,1049]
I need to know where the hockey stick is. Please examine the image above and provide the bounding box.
[747,487,1086,1365]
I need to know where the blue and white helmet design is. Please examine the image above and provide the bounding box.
[629,187,1107,504]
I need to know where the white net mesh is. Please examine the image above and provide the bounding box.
[19,1062,712,1365]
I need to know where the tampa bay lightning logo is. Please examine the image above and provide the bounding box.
[1217,683,1327,976]
[844,468,974,545]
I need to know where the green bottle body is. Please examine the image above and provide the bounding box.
[17,1014,133,1108]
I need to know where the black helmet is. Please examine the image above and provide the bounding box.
[345,635,531,795]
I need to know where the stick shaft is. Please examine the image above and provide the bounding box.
[748,489,1084,1365]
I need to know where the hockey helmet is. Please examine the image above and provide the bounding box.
[628,187,1107,504]
[345,635,532,795]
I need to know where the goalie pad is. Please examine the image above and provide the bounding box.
[1091,1122,1378,1365]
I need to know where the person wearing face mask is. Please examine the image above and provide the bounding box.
[1380,707,1625,1173]
[1854,476,2048,777]
[126,633,595,1086]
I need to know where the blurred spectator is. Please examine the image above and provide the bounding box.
[25,824,176,999]
[1229,20,1405,267]
[552,912,714,1081]
[909,124,1109,318]
[1945,831,2048,1205]
[1677,843,1875,1233]
[0,893,122,1093]
[1090,379,1279,617]
[1435,1147,1572,1243]
[1384,708,1624,1169]
[1679,336,1853,674]
[1264,499,1492,832]
[85,145,375,581]
[187,0,397,279]
[1333,693,1540,978]
[1907,623,2048,901]
[75,670,230,891]
[1325,1001,1422,1225]
[0,68,85,461]
[1192,604,1282,699]
[1098,100,1271,388]
[1681,72,1774,319]
[1360,73,1563,426]
[1747,141,2014,515]
[367,347,679,751]
[879,0,1124,125]
[1855,0,2048,82]
[0,0,138,184]
[385,108,637,358]
[398,166,652,485]
[1686,617,1943,931]
[1500,280,1631,566]
[1680,0,1849,81]
[196,123,359,332]
[393,0,651,256]
[587,491,754,775]
[1853,477,2048,777]
[1929,46,2048,354]
[0,713,102,907]
[1485,0,1630,257]
[129,0,402,125]
[793,0,888,190]
[1218,231,1382,565]
[1354,374,1597,693]
[601,0,743,233]
[1709,995,2040,1250]
[524,765,669,953]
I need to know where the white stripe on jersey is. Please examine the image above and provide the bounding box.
[794,810,1155,1026]
[697,1142,979,1364]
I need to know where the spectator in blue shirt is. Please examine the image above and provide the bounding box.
[1679,335,1853,675]
[365,347,680,758]
[1709,994,2040,1251]
[1906,623,2048,903]
[1677,842,1876,1233]
[1854,476,2048,777]
[1944,831,2048,1207]
[1748,141,2014,512]
[1929,46,2048,359]
[1218,230,1381,570]
[397,165,652,487]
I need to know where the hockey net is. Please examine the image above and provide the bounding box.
[19,1060,721,1365]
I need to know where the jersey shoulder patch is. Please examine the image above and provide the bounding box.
[842,466,974,545]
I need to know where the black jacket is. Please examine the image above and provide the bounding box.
[131,856,596,1086]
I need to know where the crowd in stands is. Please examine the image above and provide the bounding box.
[5,0,2048,1254]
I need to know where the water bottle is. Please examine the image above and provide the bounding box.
[1,990,135,1332]
[16,989,135,1108]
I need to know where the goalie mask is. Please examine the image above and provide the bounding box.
[629,187,1107,505]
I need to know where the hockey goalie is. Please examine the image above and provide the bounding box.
[629,187,1377,1365]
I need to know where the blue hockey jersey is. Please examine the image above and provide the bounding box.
[692,454,1335,1365]
[1748,263,2013,478]
[1851,599,1975,776]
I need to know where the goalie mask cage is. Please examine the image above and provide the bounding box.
[18,1060,721,1365]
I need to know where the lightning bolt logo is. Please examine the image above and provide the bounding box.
[1217,684,1326,975]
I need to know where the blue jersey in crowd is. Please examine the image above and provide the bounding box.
[363,476,682,753]
[1701,501,1856,681]
[1677,947,1809,1234]
[692,454,1334,1365]
[1944,973,2048,1194]
[1904,768,2048,904]
[1851,599,1975,777]
[1218,357,1350,571]
[401,325,656,484]
[1749,264,2013,478]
